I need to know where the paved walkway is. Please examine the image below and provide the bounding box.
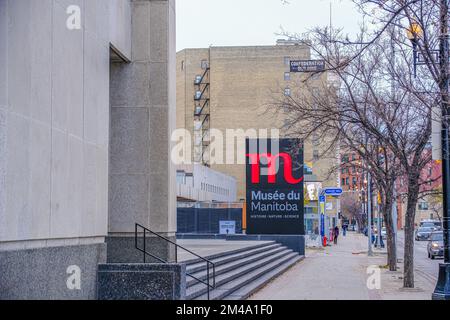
[249,232,434,300]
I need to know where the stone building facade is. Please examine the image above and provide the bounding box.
[176,42,339,200]
[0,0,176,299]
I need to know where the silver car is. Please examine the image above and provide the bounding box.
[415,227,434,241]
[427,232,444,259]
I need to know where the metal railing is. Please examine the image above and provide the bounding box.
[134,223,216,300]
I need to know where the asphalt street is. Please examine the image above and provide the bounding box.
[396,231,441,286]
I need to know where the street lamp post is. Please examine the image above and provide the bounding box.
[406,6,450,299]
[433,0,450,300]
[367,172,373,256]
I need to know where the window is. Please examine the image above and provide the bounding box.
[352,177,357,185]
[346,177,349,185]
[284,56,290,66]
[313,150,319,161]
[342,178,346,186]
[201,59,208,69]
[176,171,186,184]
[418,202,429,211]
[284,88,291,96]
[181,60,185,71]
[195,75,202,84]
[341,155,349,163]
[284,72,291,81]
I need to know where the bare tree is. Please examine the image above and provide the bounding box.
[341,192,366,229]
[272,18,437,284]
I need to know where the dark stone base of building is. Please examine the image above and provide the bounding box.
[0,243,106,300]
[106,235,176,263]
[97,263,186,300]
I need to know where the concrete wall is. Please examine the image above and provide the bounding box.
[109,0,132,59]
[177,164,237,202]
[0,0,112,249]
[108,0,177,262]
[0,0,176,299]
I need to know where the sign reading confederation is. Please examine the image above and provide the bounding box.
[290,60,325,73]
[246,139,304,235]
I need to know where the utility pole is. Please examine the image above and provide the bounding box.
[392,186,398,262]
[433,0,450,300]
[367,171,373,256]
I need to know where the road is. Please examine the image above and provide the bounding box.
[396,231,441,286]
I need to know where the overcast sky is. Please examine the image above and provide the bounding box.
[176,0,364,51]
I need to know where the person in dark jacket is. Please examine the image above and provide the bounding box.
[334,226,340,244]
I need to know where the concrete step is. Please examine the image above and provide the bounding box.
[186,243,282,274]
[183,241,277,267]
[186,245,288,287]
[192,252,302,300]
[223,255,304,300]
[186,248,296,300]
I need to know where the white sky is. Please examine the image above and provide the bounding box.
[176,0,364,51]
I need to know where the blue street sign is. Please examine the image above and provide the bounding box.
[324,188,343,196]
[319,195,326,203]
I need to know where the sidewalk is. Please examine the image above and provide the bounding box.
[249,232,434,300]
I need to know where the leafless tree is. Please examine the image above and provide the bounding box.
[272,17,438,285]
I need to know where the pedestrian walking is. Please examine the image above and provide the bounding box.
[333,226,340,244]
[342,225,347,237]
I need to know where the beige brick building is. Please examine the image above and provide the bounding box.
[176,41,338,200]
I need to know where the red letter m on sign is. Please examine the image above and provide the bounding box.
[246,153,303,185]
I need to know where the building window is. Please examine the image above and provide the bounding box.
[418,202,429,211]
[284,88,291,96]
[342,178,346,186]
[341,154,349,163]
[352,177,357,185]
[313,150,319,161]
[181,60,185,71]
[284,72,291,81]
[346,177,349,185]
[284,56,291,66]
[201,59,208,69]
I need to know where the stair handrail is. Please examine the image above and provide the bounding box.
[135,223,216,300]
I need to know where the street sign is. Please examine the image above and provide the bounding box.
[319,195,326,203]
[290,60,325,73]
[324,188,343,196]
[219,221,236,235]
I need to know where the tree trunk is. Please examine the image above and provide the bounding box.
[403,180,419,288]
[381,180,397,271]
[383,195,397,271]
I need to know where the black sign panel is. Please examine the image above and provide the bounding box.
[245,139,304,235]
[290,60,325,73]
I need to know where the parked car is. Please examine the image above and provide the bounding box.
[420,220,442,231]
[427,231,444,260]
[415,226,434,241]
